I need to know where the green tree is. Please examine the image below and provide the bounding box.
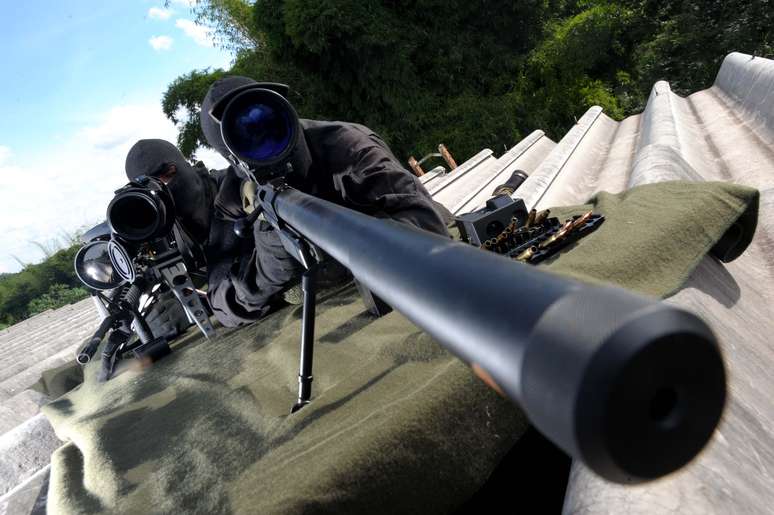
[174,0,260,51]
[27,283,89,317]
[162,68,227,158]
[164,0,551,162]
[0,243,85,326]
[629,0,774,97]
[522,3,640,133]
[162,0,774,166]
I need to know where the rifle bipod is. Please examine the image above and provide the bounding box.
[291,266,317,413]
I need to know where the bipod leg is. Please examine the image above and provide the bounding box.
[291,267,317,413]
[98,322,131,382]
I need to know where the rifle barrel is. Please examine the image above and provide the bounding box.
[273,187,725,483]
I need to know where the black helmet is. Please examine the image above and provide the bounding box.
[124,139,213,244]
[125,138,189,181]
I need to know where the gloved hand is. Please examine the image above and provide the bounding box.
[145,289,192,340]
[253,220,304,289]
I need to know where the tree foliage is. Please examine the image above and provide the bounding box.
[27,283,89,317]
[165,0,552,160]
[162,68,227,158]
[6,0,772,329]
[163,0,772,164]
[0,244,88,328]
[629,0,774,97]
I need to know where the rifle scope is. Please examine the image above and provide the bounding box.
[106,178,175,242]
[269,187,726,484]
[210,85,302,181]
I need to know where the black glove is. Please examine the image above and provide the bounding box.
[253,220,304,289]
[145,290,192,340]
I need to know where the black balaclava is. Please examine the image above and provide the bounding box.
[200,76,312,182]
[125,139,213,244]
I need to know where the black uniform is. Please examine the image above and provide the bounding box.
[205,119,450,327]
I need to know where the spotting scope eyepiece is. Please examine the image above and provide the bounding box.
[106,177,175,242]
[74,240,125,291]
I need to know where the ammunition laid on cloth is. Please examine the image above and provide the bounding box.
[515,245,539,262]
[534,208,550,225]
[456,197,603,265]
[524,208,537,228]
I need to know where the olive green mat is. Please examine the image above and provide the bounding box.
[545,181,758,297]
[40,180,758,514]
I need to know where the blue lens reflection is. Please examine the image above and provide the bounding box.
[226,101,293,162]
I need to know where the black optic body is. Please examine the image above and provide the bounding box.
[220,88,299,177]
[106,177,176,242]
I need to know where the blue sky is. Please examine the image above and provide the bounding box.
[0,0,232,273]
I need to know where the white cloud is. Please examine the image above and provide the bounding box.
[0,145,11,166]
[149,35,173,51]
[175,19,214,47]
[0,104,177,273]
[77,105,178,150]
[170,0,196,7]
[148,7,173,20]
[0,103,233,273]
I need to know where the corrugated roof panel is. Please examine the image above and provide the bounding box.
[432,130,555,213]
[453,130,556,214]
[0,298,98,416]
[425,148,495,193]
[555,52,774,514]
[424,51,774,514]
[517,106,604,210]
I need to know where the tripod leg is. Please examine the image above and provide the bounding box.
[291,267,317,413]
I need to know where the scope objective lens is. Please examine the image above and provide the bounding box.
[221,89,296,164]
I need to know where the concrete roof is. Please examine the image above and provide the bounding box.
[428,52,774,514]
[0,298,99,511]
[1,50,773,514]
[555,52,774,515]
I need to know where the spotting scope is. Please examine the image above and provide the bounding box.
[208,82,301,182]
[107,176,176,242]
[73,175,214,377]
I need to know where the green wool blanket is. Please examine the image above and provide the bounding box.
[40,181,758,514]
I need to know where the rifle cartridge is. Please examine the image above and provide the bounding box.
[571,210,594,230]
[515,246,539,262]
[525,209,537,228]
[534,209,550,225]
